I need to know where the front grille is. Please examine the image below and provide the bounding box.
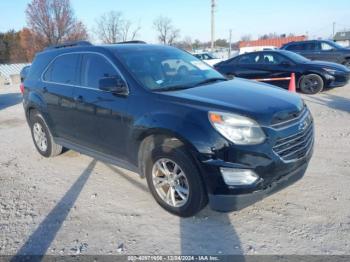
[273,120,314,162]
[271,107,307,129]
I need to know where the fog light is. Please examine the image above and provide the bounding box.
[220,168,259,186]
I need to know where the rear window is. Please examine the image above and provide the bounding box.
[43,54,80,85]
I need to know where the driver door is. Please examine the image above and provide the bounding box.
[259,52,295,88]
[71,53,129,159]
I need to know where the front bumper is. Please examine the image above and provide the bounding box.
[197,108,314,212]
[208,161,308,211]
[326,71,350,88]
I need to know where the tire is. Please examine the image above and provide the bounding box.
[298,74,324,94]
[29,111,63,157]
[144,138,207,217]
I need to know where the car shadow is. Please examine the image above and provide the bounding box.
[0,93,22,110]
[303,93,350,113]
[106,164,244,257]
[12,160,97,260]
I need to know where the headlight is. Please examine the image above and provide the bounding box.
[323,68,337,74]
[208,111,266,145]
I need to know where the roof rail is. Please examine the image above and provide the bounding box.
[45,41,92,50]
[116,40,147,44]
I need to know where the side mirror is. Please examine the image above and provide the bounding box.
[99,76,128,95]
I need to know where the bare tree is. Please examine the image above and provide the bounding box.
[95,11,122,44]
[26,0,88,46]
[95,11,141,43]
[120,19,141,42]
[183,36,193,50]
[153,16,180,45]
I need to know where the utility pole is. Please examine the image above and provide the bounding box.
[333,22,336,39]
[211,0,216,51]
[228,29,232,58]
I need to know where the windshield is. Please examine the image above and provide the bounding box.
[328,41,344,49]
[115,47,225,91]
[282,50,310,63]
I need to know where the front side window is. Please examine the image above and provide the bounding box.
[260,53,289,65]
[115,47,224,91]
[81,54,120,89]
[43,54,80,85]
[321,42,334,51]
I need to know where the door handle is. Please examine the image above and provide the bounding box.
[74,95,83,102]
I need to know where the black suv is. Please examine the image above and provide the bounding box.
[23,41,314,217]
[281,40,350,67]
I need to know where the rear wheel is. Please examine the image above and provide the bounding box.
[29,111,63,157]
[298,74,324,94]
[144,138,207,217]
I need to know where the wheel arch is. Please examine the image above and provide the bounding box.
[25,92,56,136]
[136,129,203,178]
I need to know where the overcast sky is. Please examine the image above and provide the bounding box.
[0,0,349,43]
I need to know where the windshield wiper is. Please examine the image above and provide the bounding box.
[153,85,193,92]
[190,77,227,87]
[153,77,227,92]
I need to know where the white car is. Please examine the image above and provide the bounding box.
[193,52,223,66]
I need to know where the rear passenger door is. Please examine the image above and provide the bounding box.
[300,42,318,60]
[234,53,272,79]
[72,53,129,159]
[42,53,80,140]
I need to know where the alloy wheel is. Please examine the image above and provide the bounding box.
[152,158,190,207]
[33,122,48,152]
[301,76,321,93]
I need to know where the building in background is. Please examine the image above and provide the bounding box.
[0,63,30,85]
[334,31,350,47]
[238,35,307,54]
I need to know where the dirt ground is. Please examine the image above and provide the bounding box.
[0,83,349,256]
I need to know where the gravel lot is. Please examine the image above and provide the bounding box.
[0,83,349,256]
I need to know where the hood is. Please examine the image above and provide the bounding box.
[161,78,304,126]
[306,60,350,72]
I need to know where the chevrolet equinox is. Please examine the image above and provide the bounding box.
[22,41,314,217]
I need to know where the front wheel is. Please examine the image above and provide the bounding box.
[144,139,207,217]
[298,74,324,94]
